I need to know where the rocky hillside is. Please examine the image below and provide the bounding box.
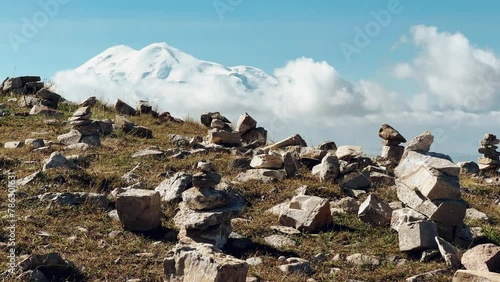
[0,76,499,282]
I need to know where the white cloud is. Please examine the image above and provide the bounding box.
[52,31,500,160]
[394,25,500,112]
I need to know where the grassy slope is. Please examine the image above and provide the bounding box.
[0,95,498,281]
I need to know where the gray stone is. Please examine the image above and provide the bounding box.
[116,189,162,232]
[264,134,307,150]
[381,145,404,161]
[279,195,333,233]
[182,187,229,211]
[435,236,462,269]
[278,257,312,275]
[346,254,380,266]
[192,172,222,187]
[4,141,24,149]
[80,134,101,147]
[406,269,448,282]
[357,194,392,226]
[391,208,427,232]
[282,152,299,177]
[398,220,438,251]
[210,119,232,131]
[250,154,283,169]
[39,192,109,209]
[318,153,340,182]
[452,270,500,282]
[461,244,500,272]
[236,169,285,183]
[317,141,337,151]
[42,152,78,171]
[208,131,241,147]
[164,243,248,282]
[241,127,267,147]
[379,124,406,143]
[457,161,480,175]
[25,138,45,149]
[405,131,434,153]
[264,235,297,249]
[136,100,152,114]
[65,143,89,152]
[395,151,461,200]
[336,145,363,160]
[330,197,360,214]
[132,149,164,158]
[466,208,489,221]
[80,96,97,107]
[236,113,257,134]
[155,172,193,202]
[341,171,371,191]
[115,99,136,116]
[57,130,82,145]
[396,182,466,226]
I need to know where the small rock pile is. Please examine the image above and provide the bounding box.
[1,76,43,94]
[174,161,245,248]
[477,133,500,171]
[378,124,406,169]
[58,106,112,147]
[201,112,241,147]
[393,131,468,252]
[35,88,61,109]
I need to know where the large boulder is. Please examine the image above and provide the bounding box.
[398,220,438,251]
[395,151,461,200]
[336,145,363,160]
[279,195,332,233]
[461,244,500,272]
[116,189,162,232]
[163,243,248,282]
[396,182,466,226]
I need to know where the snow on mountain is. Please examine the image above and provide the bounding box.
[53,42,405,148]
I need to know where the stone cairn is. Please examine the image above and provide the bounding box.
[392,131,469,253]
[201,112,241,147]
[378,124,406,170]
[58,106,113,147]
[236,112,268,148]
[477,133,500,171]
[174,161,245,248]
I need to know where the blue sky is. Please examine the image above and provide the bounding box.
[3,1,500,160]
[1,0,499,82]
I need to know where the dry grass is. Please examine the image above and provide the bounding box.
[0,95,498,281]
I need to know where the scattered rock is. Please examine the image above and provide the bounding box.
[279,195,333,233]
[346,254,380,266]
[278,257,313,275]
[405,269,448,282]
[236,169,285,183]
[435,236,462,269]
[42,152,78,171]
[116,189,162,232]
[4,141,23,149]
[264,134,307,150]
[115,99,136,116]
[357,194,392,227]
[466,208,489,221]
[336,145,363,160]
[264,235,297,249]
[457,161,480,175]
[39,192,109,209]
[164,243,248,282]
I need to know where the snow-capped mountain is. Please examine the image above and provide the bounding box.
[72,42,278,90]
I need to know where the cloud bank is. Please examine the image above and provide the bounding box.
[53,25,500,159]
